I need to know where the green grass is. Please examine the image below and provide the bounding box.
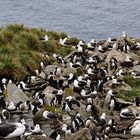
[0,24,74,81]
[117,76,140,101]
[123,76,140,88]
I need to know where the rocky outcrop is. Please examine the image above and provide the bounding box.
[43,86,56,105]
[26,135,52,140]
[133,65,140,72]
[6,83,29,104]
[65,128,90,140]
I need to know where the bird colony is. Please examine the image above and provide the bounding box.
[0,31,140,140]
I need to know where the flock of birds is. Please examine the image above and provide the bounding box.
[0,31,140,140]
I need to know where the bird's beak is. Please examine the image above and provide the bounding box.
[130,124,135,129]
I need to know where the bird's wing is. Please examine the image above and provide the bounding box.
[0,124,16,137]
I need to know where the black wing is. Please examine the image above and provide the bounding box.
[0,124,16,137]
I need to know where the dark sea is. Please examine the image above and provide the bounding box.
[0,0,140,41]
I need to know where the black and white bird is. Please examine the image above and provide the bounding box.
[120,108,134,119]
[53,54,66,64]
[69,62,82,68]
[53,67,61,76]
[131,71,140,79]
[18,81,30,92]
[31,124,43,134]
[50,89,63,106]
[87,39,96,51]
[122,56,133,67]
[0,122,26,139]
[43,111,61,120]
[61,123,74,136]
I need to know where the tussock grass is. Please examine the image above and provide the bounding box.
[123,76,140,88]
[118,76,140,101]
[0,24,74,81]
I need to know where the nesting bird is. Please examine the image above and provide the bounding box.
[130,120,140,135]
[0,122,26,139]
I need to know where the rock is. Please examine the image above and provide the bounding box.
[128,105,140,116]
[109,133,133,139]
[43,86,56,105]
[105,50,126,63]
[0,138,20,140]
[65,128,90,140]
[133,65,140,72]
[129,137,140,140]
[133,61,139,66]
[6,83,29,104]
[127,52,140,61]
[120,81,132,91]
[43,64,76,77]
[26,135,52,140]
[105,50,139,65]
[44,65,58,75]
[109,138,121,140]
[105,81,132,92]
[62,66,77,76]
[39,71,47,79]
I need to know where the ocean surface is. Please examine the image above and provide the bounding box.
[0,0,140,41]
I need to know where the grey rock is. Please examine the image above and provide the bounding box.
[130,137,140,140]
[62,66,77,76]
[43,86,56,105]
[6,83,29,104]
[105,50,126,63]
[133,65,140,72]
[44,65,58,75]
[128,105,140,116]
[26,135,52,140]
[65,128,90,140]
[109,133,133,139]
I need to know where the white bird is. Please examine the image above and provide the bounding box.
[97,45,104,52]
[59,37,67,45]
[2,78,7,84]
[77,44,83,52]
[109,99,115,110]
[78,40,85,46]
[7,102,16,111]
[130,120,140,135]
[122,31,127,38]
[107,37,111,43]
[44,35,48,42]
[100,113,106,120]
[40,62,44,69]
[125,56,132,62]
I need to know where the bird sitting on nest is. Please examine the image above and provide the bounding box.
[0,121,26,139]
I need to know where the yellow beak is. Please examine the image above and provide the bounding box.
[130,124,135,129]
